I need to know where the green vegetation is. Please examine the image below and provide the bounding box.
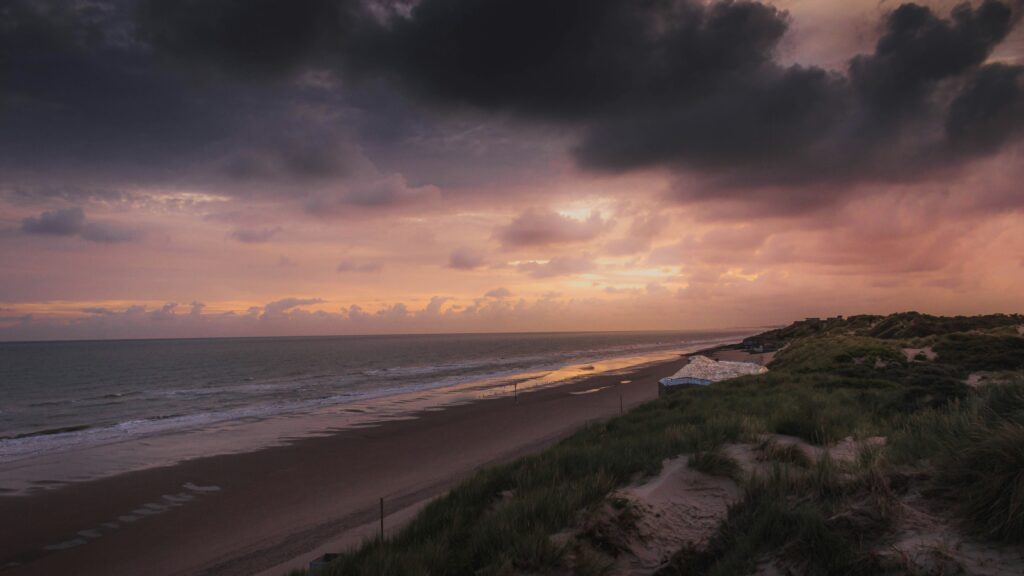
[931,332,1024,373]
[756,439,810,468]
[752,311,1022,345]
[308,312,1024,575]
[317,392,750,575]
[665,458,892,576]
[890,383,1024,543]
[688,449,742,481]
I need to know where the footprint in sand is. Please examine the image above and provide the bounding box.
[43,538,87,551]
[184,482,222,493]
[163,492,196,504]
[38,482,224,558]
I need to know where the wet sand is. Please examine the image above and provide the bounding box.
[0,354,691,576]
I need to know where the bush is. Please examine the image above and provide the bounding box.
[932,334,1024,373]
[890,383,1024,543]
[689,449,742,481]
[758,439,811,468]
[936,422,1024,543]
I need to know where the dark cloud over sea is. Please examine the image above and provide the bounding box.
[2,0,1022,209]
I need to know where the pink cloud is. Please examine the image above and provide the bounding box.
[448,247,486,270]
[496,208,610,249]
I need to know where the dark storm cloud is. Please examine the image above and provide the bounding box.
[20,208,85,236]
[849,1,1017,119]
[222,134,356,183]
[137,0,354,78]
[0,0,363,199]
[0,1,230,176]
[20,207,141,243]
[351,0,789,119]
[170,0,1024,192]
[328,0,1024,190]
[945,63,1024,154]
[572,0,1024,187]
[3,0,1023,205]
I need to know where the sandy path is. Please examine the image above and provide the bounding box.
[0,357,687,576]
[612,457,738,574]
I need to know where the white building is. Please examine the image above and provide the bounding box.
[658,355,768,394]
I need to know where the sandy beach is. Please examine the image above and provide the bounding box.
[0,353,693,576]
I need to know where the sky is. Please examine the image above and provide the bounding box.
[1,0,1023,341]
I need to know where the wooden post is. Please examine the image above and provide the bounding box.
[514,382,518,403]
[379,497,384,542]
[619,392,623,415]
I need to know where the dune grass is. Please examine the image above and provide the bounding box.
[756,438,811,468]
[688,448,742,481]
[664,458,889,576]
[314,378,921,574]
[890,380,1024,544]
[306,316,1024,575]
[316,393,752,575]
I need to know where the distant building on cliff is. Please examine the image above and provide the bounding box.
[658,355,768,395]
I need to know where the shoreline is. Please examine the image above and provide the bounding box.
[0,334,753,496]
[0,336,747,496]
[0,347,730,576]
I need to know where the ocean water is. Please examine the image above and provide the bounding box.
[0,330,749,494]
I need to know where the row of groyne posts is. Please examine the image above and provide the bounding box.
[309,379,632,571]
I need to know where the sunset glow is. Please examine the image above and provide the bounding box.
[2,0,1023,340]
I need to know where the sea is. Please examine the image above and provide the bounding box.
[0,330,752,495]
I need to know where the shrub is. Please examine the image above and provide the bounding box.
[936,422,1024,543]
[689,449,742,481]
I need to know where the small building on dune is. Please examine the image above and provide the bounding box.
[658,355,768,395]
